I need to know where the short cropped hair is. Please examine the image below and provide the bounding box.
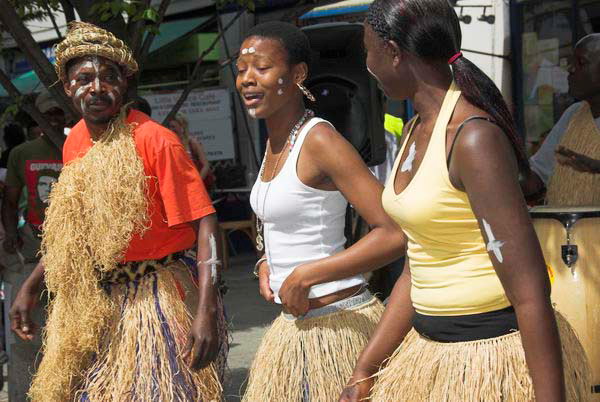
[244,21,311,66]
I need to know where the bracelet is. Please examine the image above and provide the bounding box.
[253,257,267,278]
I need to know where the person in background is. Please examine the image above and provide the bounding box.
[369,112,404,184]
[0,90,64,401]
[523,33,600,206]
[25,123,43,142]
[131,96,152,117]
[0,124,25,169]
[368,111,405,299]
[167,112,216,189]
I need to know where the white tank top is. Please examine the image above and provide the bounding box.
[250,117,366,304]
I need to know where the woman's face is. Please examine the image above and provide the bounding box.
[235,36,299,119]
[167,119,184,136]
[363,24,403,99]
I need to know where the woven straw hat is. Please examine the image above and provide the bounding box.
[54,21,138,82]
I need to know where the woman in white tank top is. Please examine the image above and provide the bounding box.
[236,22,406,401]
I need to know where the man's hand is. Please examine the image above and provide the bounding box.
[339,375,374,402]
[3,234,22,255]
[257,260,275,303]
[9,283,40,341]
[278,266,310,317]
[184,309,219,371]
[556,146,600,174]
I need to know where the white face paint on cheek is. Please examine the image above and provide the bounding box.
[278,89,284,95]
[278,78,283,84]
[248,108,257,118]
[482,219,505,263]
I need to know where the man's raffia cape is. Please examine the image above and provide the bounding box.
[30,110,150,401]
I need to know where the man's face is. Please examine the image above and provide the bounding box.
[43,107,66,130]
[568,40,600,101]
[37,175,57,203]
[63,56,127,125]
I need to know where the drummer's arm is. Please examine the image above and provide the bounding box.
[452,121,564,402]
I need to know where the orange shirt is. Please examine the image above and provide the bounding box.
[63,110,215,261]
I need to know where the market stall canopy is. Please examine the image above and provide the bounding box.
[300,0,373,19]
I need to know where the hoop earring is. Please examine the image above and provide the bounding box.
[297,82,316,102]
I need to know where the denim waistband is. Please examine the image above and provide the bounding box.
[282,289,373,321]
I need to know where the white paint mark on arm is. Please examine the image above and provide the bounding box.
[482,218,505,263]
[400,142,417,172]
[198,233,221,285]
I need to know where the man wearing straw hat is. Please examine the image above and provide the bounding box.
[8,22,226,401]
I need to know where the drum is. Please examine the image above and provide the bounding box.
[530,206,600,394]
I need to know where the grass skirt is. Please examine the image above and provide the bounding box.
[243,292,384,402]
[370,312,591,401]
[75,261,227,401]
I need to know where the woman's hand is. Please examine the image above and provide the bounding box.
[339,374,374,402]
[279,266,310,317]
[257,260,275,303]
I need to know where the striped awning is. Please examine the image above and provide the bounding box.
[300,0,373,19]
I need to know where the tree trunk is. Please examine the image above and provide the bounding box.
[0,0,78,122]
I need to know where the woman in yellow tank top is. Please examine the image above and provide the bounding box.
[339,1,591,401]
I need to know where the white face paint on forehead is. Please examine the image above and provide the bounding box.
[241,46,256,55]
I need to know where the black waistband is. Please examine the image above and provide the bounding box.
[413,306,518,342]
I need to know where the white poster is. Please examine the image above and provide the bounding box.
[144,88,235,161]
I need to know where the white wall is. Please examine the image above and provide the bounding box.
[455,0,512,105]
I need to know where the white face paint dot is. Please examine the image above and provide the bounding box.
[248,47,256,54]
[248,108,256,118]
[278,78,284,85]
[241,48,248,55]
[277,89,284,95]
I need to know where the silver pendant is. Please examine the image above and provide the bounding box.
[256,233,264,251]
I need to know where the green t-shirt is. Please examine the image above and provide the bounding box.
[6,135,62,227]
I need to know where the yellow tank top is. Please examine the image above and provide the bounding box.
[382,81,511,316]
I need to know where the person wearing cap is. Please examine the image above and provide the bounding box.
[0,90,64,401]
[8,22,225,401]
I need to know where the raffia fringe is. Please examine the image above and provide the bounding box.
[370,312,591,402]
[243,297,384,402]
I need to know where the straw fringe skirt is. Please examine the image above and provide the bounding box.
[371,312,591,402]
[243,292,384,402]
[76,261,227,402]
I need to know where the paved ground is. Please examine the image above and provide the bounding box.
[222,254,280,401]
[0,253,278,401]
